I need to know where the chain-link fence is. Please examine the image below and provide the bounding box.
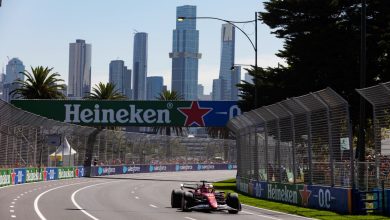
[228,87,353,187]
[0,99,235,168]
[357,82,390,190]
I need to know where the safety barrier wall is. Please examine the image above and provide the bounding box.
[236,177,353,214]
[90,163,237,176]
[0,163,236,187]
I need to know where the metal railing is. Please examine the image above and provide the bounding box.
[0,99,235,168]
[228,87,353,187]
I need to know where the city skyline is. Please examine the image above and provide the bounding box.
[0,0,283,94]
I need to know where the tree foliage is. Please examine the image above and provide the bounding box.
[239,0,390,123]
[153,90,186,136]
[84,82,126,100]
[11,66,66,99]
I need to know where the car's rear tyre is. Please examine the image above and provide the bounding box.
[181,192,193,212]
[171,190,183,208]
[226,193,241,214]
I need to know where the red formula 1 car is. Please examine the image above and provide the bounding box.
[171,180,241,214]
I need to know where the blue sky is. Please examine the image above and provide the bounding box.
[0,0,283,94]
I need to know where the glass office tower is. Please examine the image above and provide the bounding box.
[170,5,201,100]
[68,39,92,98]
[146,76,163,100]
[109,60,131,99]
[218,23,236,100]
[133,32,148,100]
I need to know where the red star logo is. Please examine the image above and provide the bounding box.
[43,169,47,181]
[178,101,212,127]
[11,172,16,185]
[299,185,312,207]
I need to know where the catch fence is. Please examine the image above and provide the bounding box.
[228,87,353,187]
[357,82,390,190]
[0,99,235,168]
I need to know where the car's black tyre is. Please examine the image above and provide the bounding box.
[226,193,241,214]
[171,190,183,208]
[181,192,193,212]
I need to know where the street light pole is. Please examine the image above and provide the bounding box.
[178,12,259,109]
[254,12,258,108]
[357,0,367,188]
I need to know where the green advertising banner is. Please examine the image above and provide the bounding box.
[267,183,303,205]
[11,100,240,127]
[25,168,44,183]
[0,169,12,187]
[58,167,75,179]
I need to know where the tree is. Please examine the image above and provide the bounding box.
[11,66,65,99]
[153,90,186,159]
[237,65,287,111]
[260,0,389,118]
[239,0,390,120]
[84,82,126,100]
[153,90,185,136]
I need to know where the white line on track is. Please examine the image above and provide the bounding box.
[13,198,17,201]
[11,215,16,218]
[184,217,197,220]
[10,205,14,208]
[242,204,314,220]
[131,191,135,194]
[34,181,93,220]
[241,211,282,220]
[149,204,157,208]
[11,202,15,204]
[10,210,14,213]
[135,196,139,199]
[71,181,120,220]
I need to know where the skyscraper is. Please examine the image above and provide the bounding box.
[244,72,253,84]
[123,67,132,99]
[212,79,222,101]
[218,23,236,100]
[109,60,131,99]
[4,58,24,84]
[146,76,163,100]
[68,39,91,98]
[170,5,201,100]
[231,66,241,101]
[133,32,148,100]
[2,58,25,102]
[197,84,204,99]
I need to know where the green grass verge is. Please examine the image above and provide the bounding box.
[213,179,390,220]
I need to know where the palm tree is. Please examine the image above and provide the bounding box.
[84,82,126,100]
[83,82,126,174]
[154,90,186,159]
[153,90,185,136]
[11,66,66,99]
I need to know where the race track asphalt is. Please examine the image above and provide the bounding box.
[0,170,313,220]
